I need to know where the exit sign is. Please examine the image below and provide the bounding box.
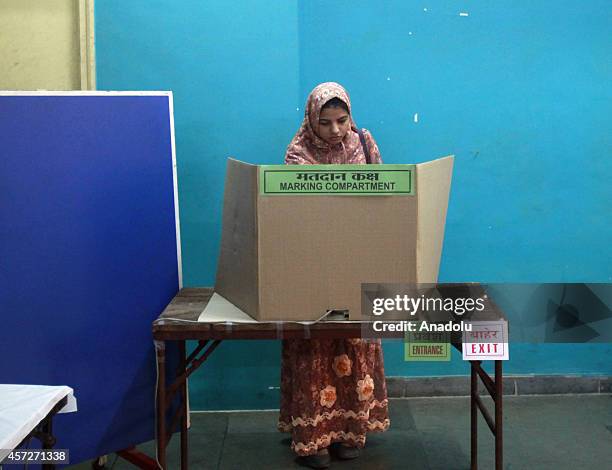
[462,321,509,361]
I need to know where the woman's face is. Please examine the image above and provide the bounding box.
[317,106,350,145]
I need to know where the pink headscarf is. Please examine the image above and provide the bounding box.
[285,82,382,165]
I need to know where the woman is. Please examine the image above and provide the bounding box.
[278,82,390,469]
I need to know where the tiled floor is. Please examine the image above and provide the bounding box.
[68,395,612,469]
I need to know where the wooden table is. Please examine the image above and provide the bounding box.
[152,287,506,470]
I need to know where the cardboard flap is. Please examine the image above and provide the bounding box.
[215,158,259,316]
[215,156,453,321]
[416,156,454,283]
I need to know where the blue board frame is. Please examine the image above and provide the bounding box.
[0,92,182,465]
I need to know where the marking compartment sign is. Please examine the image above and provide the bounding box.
[259,164,415,196]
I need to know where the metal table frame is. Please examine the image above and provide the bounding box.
[151,288,505,470]
[9,395,69,470]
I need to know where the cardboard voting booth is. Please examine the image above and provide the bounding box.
[215,156,454,321]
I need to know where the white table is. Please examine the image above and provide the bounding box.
[0,384,77,465]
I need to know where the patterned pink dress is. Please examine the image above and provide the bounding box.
[278,82,390,456]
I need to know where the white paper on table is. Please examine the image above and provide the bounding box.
[197,292,259,323]
[197,293,366,325]
[0,384,77,461]
[462,321,509,360]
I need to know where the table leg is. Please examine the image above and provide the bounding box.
[154,339,222,469]
[117,447,158,468]
[471,360,478,470]
[40,417,55,470]
[495,360,503,470]
[179,341,189,470]
[155,340,167,470]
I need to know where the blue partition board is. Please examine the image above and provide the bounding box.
[0,94,180,465]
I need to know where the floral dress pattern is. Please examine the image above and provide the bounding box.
[279,339,390,456]
[279,82,389,456]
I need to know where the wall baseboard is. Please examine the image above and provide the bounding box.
[386,375,612,398]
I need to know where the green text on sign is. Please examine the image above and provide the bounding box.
[259,164,415,196]
[404,342,451,362]
[404,330,451,362]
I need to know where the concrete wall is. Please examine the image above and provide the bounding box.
[0,0,94,90]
